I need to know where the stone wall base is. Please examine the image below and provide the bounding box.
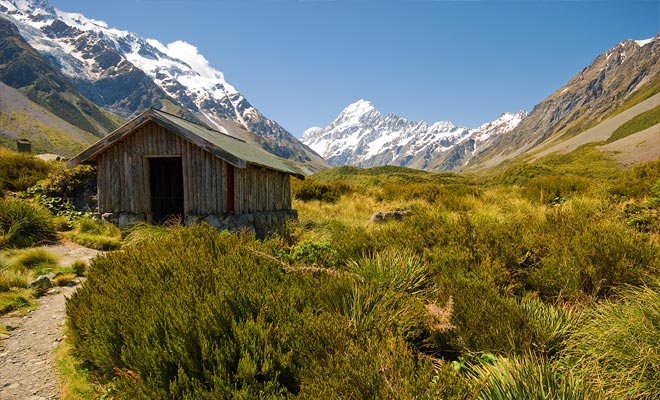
[101,210,298,238]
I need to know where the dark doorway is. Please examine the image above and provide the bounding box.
[149,157,184,223]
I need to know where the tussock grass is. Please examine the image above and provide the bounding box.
[0,288,34,314]
[65,216,121,250]
[469,353,601,399]
[0,198,56,249]
[567,285,660,399]
[0,269,29,291]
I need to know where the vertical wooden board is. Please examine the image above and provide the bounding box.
[186,140,194,214]
[221,160,227,212]
[234,168,240,214]
[179,137,187,215]
[193,147,202,213]
[285,177,291,210]
[97,154,106,212]
[139,131,147,212]
[189,145,196,213]
[247,168,252,213]
[204,152,211,212]
[210,155,220,214]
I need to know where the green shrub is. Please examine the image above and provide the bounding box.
[348,250,435,299]
[40,164,95,198]
[0,148,51,192]
[518,296,578,357]
[609,158,660,199]
[293,179,341,203]
[122,223,171,248]
[0,288,33,314]
[67,225,455,398]
[0,199,56,248]
[567,285,660,399]
[71,260,87,277]
[523,174,591,204]
[54,273,77,286]
[291,240,340,268]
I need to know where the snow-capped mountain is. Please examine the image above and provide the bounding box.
[301,99,526,171]
[0,0,326,169]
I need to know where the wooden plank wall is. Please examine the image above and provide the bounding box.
[96,121,292,216]
[233,165,291,214]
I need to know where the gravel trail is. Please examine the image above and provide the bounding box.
[0,243,100,400]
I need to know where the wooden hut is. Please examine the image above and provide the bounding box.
[67,108,303,234]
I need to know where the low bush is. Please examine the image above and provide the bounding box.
[0,268,29,292]
[609,158,660,199]
[0,199,56,248]
[293,178,342,203]
[291,240,340,268]
[40,164,95,199]
[67,225,452,398]
[523,174,591,204]
[0,148,51,192]
[54,273,77,286]
[70,260,87,277]
[0,288,33,314]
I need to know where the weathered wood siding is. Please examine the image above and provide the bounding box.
[233,165,292,214]
[95,121,292,218]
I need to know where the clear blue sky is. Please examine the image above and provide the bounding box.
[50,0,659,135]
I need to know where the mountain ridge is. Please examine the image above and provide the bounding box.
[0,0,327,171]
[301,99,526,171]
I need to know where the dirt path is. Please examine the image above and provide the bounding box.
[0,243,100,400]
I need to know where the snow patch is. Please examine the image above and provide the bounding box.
[635,37,655,47]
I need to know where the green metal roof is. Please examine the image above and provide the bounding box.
[67,108,305,179]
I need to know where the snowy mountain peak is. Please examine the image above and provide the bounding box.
[342,99,376,116]
[301,101,526,171]
[332,99,380,126]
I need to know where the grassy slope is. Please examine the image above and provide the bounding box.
[607,103,660,143]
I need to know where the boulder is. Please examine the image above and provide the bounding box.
[369,210,412,223]
[28,275,52,290]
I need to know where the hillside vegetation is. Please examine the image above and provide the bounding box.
[56,154,660,398]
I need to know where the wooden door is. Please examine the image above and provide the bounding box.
[149,157,184,223]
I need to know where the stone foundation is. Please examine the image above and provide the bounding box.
[102,210,298,238]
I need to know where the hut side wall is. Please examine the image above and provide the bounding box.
[234,165,292,214]
[95,121,292,219]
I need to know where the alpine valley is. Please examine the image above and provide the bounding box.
[1,0,660,174]
[303,35,660,171]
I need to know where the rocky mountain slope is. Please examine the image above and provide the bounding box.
[301,99,526,170]
[0,0,326,170]
[0,15,120,138]
[469,35,660,168]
